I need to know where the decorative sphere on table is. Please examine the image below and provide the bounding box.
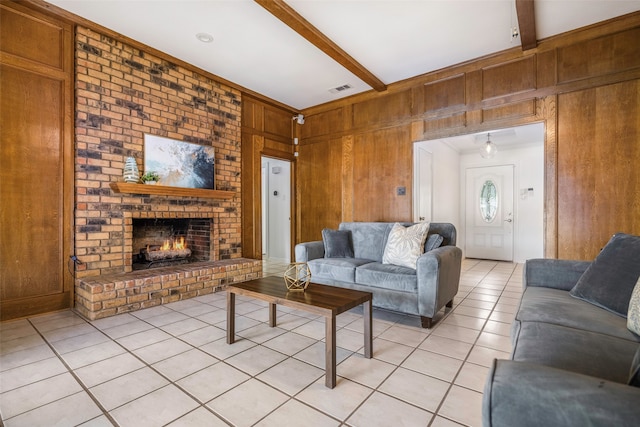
[283,262,311,291]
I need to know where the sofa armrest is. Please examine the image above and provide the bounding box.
[294,241,324,262]
[523,258,591,291]
[483,359,640,427]
[416,245,462,318]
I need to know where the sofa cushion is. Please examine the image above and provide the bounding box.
[308,258,372,283]
[321,228,354,258]
[424,233,444,252]
[339,222,392,262]
[423,222,456,247]
[512,321,638,383]
[630,346,640,387]
[355,262,417,293]
[570,233,640,317]
[628,277,640,335]
[382,222,429,269]
[516,287,640,342]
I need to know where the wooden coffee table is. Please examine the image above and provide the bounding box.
[226,276,373,388]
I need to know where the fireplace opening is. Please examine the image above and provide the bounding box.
[132,218,212,270]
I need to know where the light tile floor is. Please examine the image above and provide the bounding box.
[0,259,522,427]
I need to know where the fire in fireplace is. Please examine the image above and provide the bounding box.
[141,236,191,262]
[132,218,212,269]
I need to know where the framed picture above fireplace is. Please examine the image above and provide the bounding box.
[144,134,215,189]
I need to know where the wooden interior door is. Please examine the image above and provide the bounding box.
[0,3,74,320]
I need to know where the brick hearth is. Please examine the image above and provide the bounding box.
[76,259,262,320]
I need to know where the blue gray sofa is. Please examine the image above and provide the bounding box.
[483,235,640,426]
[294,222,462,328]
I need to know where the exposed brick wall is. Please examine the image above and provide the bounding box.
[187,219,213,261]
[74,26,243,280]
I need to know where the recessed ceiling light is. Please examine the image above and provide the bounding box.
[196,33,214,43]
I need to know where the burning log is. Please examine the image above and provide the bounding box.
[142,237,191,262]
[143,248,191,261]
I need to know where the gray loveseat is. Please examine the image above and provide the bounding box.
[295,222,462,328]
[483,252,640,426]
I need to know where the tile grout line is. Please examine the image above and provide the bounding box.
[326,261,501,426]
[2,260,520,427]
[264,259,516,427]
[95,296,281,425]
[118,292,342,426]
[34,301,236,425]
[426,261,519,427]
[24,317,119,427]
[426,262,495,427]
[4,273,312,426]
[105,297,275,426]
[4,264,454,425]
[234,268,428,426]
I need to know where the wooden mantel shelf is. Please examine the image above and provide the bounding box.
[110,182,235,199]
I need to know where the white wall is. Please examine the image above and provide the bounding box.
[460,144,544,262]
[414,140,461,236]
[261,157,291,263]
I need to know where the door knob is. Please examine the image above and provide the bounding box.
[504,218,513,223]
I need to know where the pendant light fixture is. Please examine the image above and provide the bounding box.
[480,133,497,159]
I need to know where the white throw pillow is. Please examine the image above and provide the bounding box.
[627,276,640,335]
[382,222,430,269]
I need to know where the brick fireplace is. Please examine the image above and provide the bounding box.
[73,26,261,320]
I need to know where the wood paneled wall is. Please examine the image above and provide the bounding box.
[1,0,74,320]
[241,95,295,259]
[297,12,640,260]
[296,136,343,243]
[352,127,413,222]
[557,80,640,259]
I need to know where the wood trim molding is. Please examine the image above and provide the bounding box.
[261,148,296,161]
[540,95,558,258]
[1,292,71,321]
[254,0,387,92]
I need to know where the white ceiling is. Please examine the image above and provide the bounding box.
[441,122,545,154]
[47,0,639,110]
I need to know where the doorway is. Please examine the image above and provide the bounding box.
[465,165,514,261]
[412,122,544,262]
[261,157,292,263]
[413,145,433,222]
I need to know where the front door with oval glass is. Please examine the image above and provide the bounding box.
[465,165,514,261]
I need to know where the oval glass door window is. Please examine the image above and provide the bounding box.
[480,180,498,222]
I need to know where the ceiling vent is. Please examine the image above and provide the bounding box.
[329,84,352,94]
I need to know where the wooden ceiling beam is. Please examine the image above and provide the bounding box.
[254,0,387,92]
[516,0,537,50]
